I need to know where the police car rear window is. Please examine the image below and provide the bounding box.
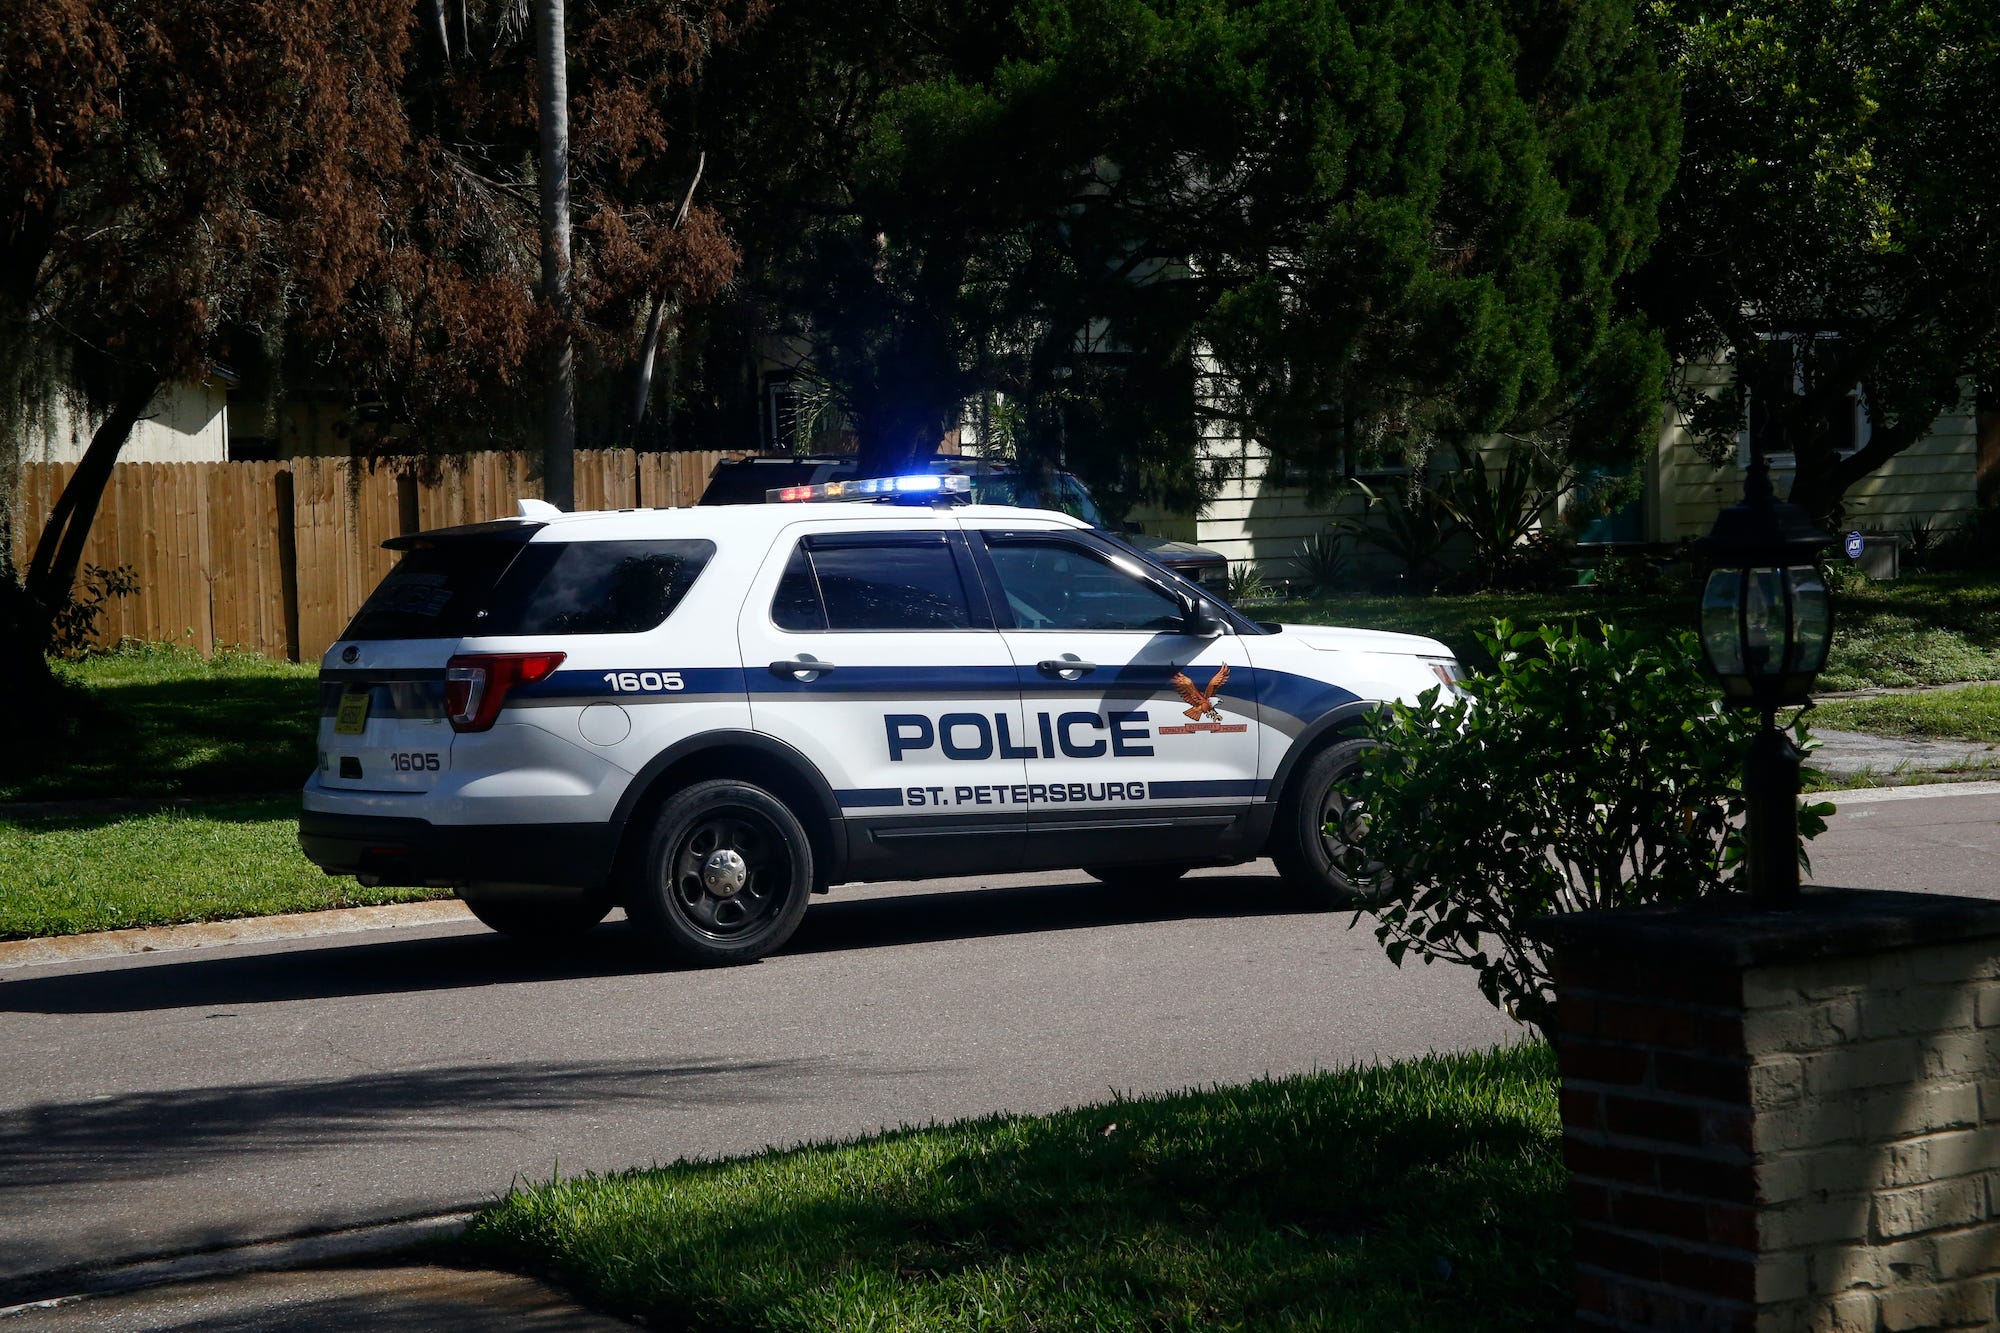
[345,538,714,639]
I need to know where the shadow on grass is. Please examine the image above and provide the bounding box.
[2,794,301,830]
[0,874,1313,1016]
[464,1044,1569,1331]
[0,676,316,804]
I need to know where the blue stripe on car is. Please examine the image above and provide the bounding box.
[1147,779,1271,799]
[835,788,907,809]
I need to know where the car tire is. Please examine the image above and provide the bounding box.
[1083,863,1198,890]
[462,891,613,941]
[1270,737,1393,908]
[626,778,814,966]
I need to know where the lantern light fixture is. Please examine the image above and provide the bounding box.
[1692,459,1834,906]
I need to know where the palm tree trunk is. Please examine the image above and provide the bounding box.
[534,0,575,510]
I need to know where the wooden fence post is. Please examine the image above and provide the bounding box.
[274,469,301,664]
[396,471,420,537]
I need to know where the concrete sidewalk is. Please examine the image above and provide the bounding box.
[1808,727,2000,784]
[1,1264,632,1320]
[0,1215,631,1331]
[2,1266,633,1330]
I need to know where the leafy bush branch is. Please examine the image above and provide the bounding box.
[1347,621,1831,1040]
[48,562,140,658]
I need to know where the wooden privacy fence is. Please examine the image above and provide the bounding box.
[12,449,742,662]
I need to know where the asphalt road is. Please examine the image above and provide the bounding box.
[1804,782,2000,898]
[1,783,1991,1294]
[0,864,1522,1292]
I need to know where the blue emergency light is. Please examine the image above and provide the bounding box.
[769,473,972,504]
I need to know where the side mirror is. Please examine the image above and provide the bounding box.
[1119,521,1144,536]
[1182,596,1226,637]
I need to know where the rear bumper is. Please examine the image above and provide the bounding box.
[298,809,618,890]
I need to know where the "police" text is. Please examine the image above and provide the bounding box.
[884,710,1154,762]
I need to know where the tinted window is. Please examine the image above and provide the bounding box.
[985,538,1183,632]
[493,540,714,635]
[344,538,713,640]
[343,539,530,640]
[771,548,825,631]
[772,538,973,631]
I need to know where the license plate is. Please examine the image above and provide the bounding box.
[334,691,371,735]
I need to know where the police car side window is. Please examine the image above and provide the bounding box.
[770,537,974,632]
[984,538,1182,632]
[771,548,826,631]
[485,539,715,636]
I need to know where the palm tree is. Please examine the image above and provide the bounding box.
[534,0,575,509]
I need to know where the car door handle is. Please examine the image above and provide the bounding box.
[1037,656,1097,679]
[769,656,836,680]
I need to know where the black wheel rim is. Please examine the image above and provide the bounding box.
[1317,763,1388,895]
[668,809,792,941]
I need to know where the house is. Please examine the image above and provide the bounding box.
[1127,351,1995,582]
[16,374,235,465]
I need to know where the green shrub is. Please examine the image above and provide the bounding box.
[1225,560,1271,603]
[1290,527,1352,596]
[49,561,140,657]
[1348,621,1831,1039]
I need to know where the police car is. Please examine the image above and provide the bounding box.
[298,474,1463,966]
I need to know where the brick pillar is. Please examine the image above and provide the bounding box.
[1535,889,2000,1332]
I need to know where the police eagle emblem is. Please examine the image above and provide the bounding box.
[1170,664,1230,723]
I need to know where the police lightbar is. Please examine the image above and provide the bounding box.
[768,473,973,504]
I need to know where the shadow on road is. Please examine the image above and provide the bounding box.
[2,874,1313,1018]
[786,872,1306,957]
[0,1055,849,1196]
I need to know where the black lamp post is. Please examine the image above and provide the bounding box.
[1693,459,1834,906]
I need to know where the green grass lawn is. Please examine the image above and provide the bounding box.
[1812,684,2000,744]
[0,796,442,940]
[465,1042,1566,1333]
[3,643,319,804]
[1812,574,2000,692]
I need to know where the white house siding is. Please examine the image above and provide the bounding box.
[17,379,230,465]
[1651,359,1978,541]
[1130,428,1368,572]
[1124,348,1359,578]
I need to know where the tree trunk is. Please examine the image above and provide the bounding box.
[1785,409,1929,526]
[626,154,705,444]
[422,0,452,61]
[24,377,159,643]
[534,0,575,510]
[629,290,671,440]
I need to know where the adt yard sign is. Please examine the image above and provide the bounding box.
[1844,531,1865,560]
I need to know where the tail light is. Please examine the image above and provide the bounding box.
[444,652,565,732]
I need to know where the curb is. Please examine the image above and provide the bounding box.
[0,900,471,972]
[1822,779,2000,806]
[0,1211,478,1318]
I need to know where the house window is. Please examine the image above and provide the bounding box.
[766,377,810,453]
[1739,333,1870,467]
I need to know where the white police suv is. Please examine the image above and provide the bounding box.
[299,474,1463,965]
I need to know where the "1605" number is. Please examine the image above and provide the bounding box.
[602,671,686,694]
